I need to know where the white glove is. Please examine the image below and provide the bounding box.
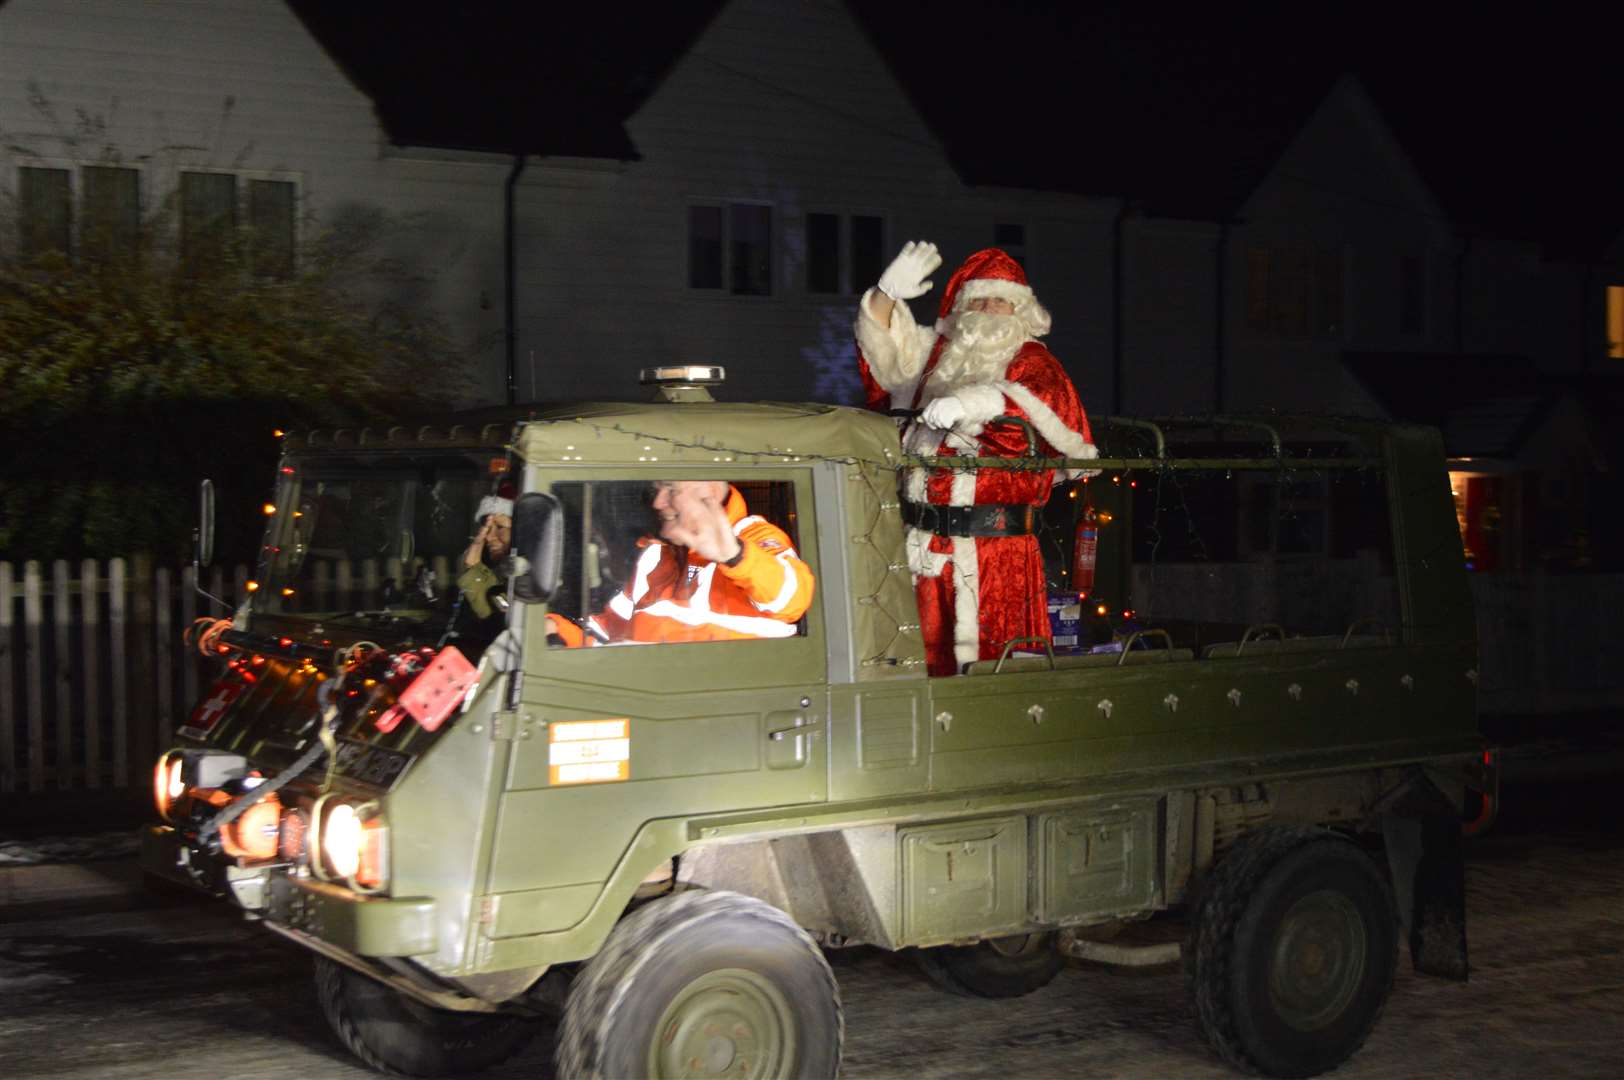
[876,240,942,301]
[922,395,966,430]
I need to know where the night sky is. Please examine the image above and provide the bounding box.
[295,1,1618,257]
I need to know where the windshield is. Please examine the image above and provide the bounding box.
[253,451,509,637]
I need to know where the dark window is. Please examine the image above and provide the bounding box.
[1247,245,1342,339]
[1245,247,1270,331]
[1399,254,1423,334]
[806,212,839,294]
[729,203,772,296]
[1314,249,1343,336]
[688,205,723,289]
[180,171,237,261]
[248,179,296,279]
[851,215,884,293]
[994,222,1026,266]
[1269,248,1309,338]
[81,165,140,259]
[17,166,71,256]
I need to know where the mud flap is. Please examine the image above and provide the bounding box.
[1382,801,1469,981]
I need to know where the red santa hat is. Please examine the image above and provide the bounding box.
[938,247,1034,319]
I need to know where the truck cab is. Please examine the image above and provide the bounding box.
[143,374,1491,1079]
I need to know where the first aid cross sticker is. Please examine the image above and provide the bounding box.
[548,719,630,785]
[190,681,241,732]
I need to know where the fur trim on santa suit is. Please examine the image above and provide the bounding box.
[475,495,513,523]
[853,247,1098,676]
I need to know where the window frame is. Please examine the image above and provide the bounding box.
[176,166,302,277]
[801,207,889,297]
[530,467,825,689]
[1243,243,1347,343]
[685,198,777,299]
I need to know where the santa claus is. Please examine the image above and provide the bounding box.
[856,241,1096,675]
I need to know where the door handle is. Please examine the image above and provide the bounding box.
[767,719,820,742]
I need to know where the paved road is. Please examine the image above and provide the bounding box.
[2,778,1621,1079]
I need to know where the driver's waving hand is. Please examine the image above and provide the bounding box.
[548,481,814,646]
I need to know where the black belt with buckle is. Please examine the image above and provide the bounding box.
[902,501,1038,537]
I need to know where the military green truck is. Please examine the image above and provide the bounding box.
[142,368,1493,1079]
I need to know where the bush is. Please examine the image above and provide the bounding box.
[0,205,467,564]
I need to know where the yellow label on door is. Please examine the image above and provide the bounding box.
[548,719,630,785]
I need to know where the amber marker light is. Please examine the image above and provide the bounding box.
[219,793,282,861]
[245,581,260,593]
[262,503,277,515]
[1096,603,1109,616]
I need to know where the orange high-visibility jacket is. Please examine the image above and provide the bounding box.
[552,487,814,645]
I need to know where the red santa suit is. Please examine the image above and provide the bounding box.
[856,248,1097,676]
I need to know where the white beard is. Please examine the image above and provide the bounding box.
[926,310,1028,396]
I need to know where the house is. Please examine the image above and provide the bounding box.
[3,2,1615,421]
[0,0,1123,411]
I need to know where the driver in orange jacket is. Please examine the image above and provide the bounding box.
[548,481,814,646]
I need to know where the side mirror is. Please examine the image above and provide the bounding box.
[196,479,216,567]
[511,492,563,603]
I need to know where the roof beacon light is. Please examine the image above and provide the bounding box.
[640,365,725,404]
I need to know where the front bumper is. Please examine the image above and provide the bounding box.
[142,824,437,958]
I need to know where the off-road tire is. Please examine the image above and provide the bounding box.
[556,889,843,1079]
[1186,826,1398,1078]
[914,932,1065,998]
[313,956,539,1077]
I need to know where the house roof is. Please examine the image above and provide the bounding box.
[285,0,1618,258]
[285,0,726,159]
[1341,351,1620,464]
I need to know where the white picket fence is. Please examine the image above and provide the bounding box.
[0,554,458,795]
[0,559,250,794]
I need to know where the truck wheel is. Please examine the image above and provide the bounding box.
[1187,827,1398,1078]
[556,889,842,1079]
[914,932,1064,998]
[314,956,539,1077]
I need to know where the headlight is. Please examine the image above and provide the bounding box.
[153,750,250,824]
[154,752,185,822]
[324,804,363,879]
[313,796,387,891]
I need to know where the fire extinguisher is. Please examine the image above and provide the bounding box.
[1072,501,1098,597]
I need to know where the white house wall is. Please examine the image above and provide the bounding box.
[512,0,1118,410]
[0,0,509,403]
[1228,77,1455,415]
[1119,217,1220,416]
